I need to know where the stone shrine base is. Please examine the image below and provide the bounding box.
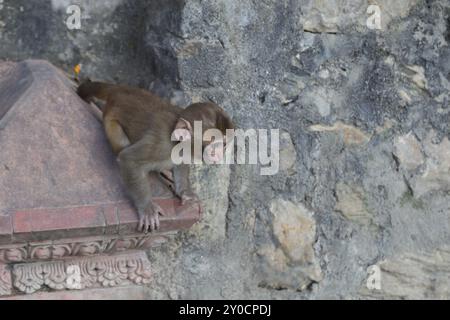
[0,60,201,299]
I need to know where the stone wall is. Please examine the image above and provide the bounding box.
[1,0,450,299]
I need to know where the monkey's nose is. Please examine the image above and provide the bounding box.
[204,142,224,163]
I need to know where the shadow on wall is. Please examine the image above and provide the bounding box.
[0,0,185,91]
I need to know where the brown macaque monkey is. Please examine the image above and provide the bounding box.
[77,80,234,233]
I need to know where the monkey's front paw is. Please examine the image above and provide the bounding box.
[138,202,165,233]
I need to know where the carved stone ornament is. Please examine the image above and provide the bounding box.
[11,251,151,294]
[0,232,175,264]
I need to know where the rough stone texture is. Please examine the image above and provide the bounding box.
[309,122,371,146]
[361,247,450,299]
[279,132,298,175]
[186,164,230,244]
[393,132,424,170]
[257,199,321,290]
[303,0,419,33]
[411,132,450,197]
[1,0,450,299]
[334,183,372,225]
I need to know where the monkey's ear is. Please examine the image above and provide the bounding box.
[172,118,192,142]
[175,118,192,131]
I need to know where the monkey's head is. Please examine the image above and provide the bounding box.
[171,102,235,163]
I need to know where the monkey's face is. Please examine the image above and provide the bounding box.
[171,118,232,163]
[201,127,234,164]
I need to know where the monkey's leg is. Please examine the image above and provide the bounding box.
[172,165,200,205]
[117,140,165,233]
[104,116,132,155]
[160,170,173,182]
[103,118,176,196]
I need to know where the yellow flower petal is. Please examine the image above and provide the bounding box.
[74,64,81,75]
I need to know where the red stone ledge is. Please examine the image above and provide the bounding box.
[0,216,12,245]
[0,199,200,244]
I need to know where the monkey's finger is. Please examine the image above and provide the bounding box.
[150,217,156,232]
[155,215,160,230]
[156,205,167,216]
[158,211,167,217]
[146,215,152,233]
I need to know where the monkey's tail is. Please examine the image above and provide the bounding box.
[77,79,112,102]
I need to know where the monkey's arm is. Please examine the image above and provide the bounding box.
[117,139,165,232]
[89,105,184,205]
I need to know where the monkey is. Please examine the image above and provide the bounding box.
[77,80,234,233]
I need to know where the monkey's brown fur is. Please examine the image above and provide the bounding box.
[77,80,234,232]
